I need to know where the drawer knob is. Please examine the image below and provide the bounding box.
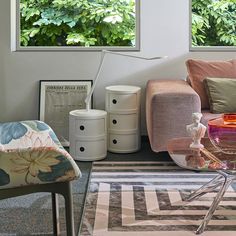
[112,99,117,104]
[80,147,85,152]
[112,119,117,124]
[113,139,117,144]
[80,125,85,130]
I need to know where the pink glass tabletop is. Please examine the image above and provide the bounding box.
[167,137,236,171]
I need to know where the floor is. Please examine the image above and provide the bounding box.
[0,138,171,235]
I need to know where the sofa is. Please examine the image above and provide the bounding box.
[146,59,236,153]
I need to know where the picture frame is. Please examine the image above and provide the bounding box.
[39,80,93,147]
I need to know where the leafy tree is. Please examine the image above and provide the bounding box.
[20,0,136,47]
[192,0,236,46]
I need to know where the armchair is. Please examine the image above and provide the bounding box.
[0,120,81,235]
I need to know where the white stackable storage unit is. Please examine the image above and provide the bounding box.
[105,85,141,153]
[69,109,107,161]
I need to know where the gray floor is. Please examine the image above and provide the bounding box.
[0,139,171,236]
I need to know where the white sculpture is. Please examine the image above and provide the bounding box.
[186,112,206,149]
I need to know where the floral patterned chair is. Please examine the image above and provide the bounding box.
[0,120,81,236]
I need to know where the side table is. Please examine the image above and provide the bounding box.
[105,85,141,153]
[69,109,107,161]
[167,137,236,234]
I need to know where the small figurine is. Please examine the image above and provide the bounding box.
[186,112,206,149]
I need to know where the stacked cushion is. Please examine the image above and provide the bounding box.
[186,59,236,109]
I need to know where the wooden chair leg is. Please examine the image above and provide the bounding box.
[52,193,60,235]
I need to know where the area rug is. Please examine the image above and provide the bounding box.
[79,161,236,236]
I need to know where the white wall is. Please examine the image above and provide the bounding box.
[0,0,235,134]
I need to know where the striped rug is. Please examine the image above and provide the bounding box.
[79,161,236,236]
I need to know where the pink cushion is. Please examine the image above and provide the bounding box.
[186,59,236,109]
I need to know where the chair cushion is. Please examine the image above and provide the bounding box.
[204,77,236,113]
[186,59,236,109]
[0,120,81,190]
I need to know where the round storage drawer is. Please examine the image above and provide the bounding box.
[73,118,106,136]
[69,109,107,137]
[70,138,107,161]
[108,132,140,153]
[106,85,141,112]
[108,113,138,131]
[107,93,138,111]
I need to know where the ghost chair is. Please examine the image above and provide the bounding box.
[0,120,81,236]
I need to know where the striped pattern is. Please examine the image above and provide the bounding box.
[80,161,236,236]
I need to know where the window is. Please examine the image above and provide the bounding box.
[11,0,140,51]
[190,0,236,51]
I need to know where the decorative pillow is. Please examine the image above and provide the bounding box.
[204,77,236,114]
[186,59,236,109]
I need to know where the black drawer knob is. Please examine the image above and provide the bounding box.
[112,119,117,124]
[112,99,117,104]
[113,139,117,144]
[80,125,85,130]
[80,147,85,152]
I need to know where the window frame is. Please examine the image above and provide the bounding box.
[11,0,140,51]
[189,0,236,52]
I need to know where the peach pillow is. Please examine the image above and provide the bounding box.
[186,59,236,109]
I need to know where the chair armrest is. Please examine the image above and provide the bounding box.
[146,79,201,152]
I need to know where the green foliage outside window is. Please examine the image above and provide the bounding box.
[192,0,236,47]
[20,0,136,47]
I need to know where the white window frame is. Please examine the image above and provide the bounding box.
[11,0,140,51]
[189,0,236,52]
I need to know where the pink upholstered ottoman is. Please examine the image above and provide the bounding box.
[146,79,201,152]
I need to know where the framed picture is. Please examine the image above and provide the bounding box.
[39,80,93,146]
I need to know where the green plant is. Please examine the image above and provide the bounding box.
[192,0,236,46]
[20,0,136,47]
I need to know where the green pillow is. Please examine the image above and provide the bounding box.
[204,77,236,114]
